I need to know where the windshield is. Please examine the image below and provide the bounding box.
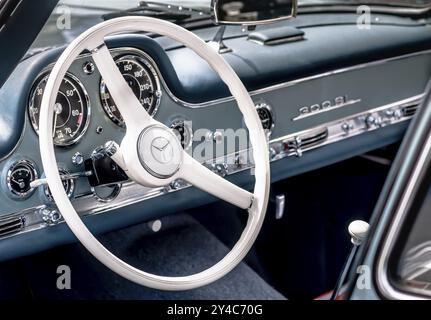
[28,0,431,52]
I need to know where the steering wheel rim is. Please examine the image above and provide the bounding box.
[39,17,270,291]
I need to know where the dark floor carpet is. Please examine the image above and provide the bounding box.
[5,214,284,300]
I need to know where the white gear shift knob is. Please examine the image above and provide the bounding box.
[348,220,370,246]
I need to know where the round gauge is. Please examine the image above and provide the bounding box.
[256,103,274,136]
[100,55,161,127]
[6,160,38,198]
[43,168,74,202]
[170,119,193,150]
[28,72,91,146]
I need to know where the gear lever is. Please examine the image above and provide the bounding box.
[330,220,370,300]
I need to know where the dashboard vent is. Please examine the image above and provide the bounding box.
[300,129,329,149]
[0,216,24,237]
[285,128,328,156]
[402,100,421,117]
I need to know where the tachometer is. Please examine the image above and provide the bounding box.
[100,55,161,127]
[28,73,91,146]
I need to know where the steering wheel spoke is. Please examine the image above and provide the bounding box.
[179,153,253,210]
[90,42,154,129]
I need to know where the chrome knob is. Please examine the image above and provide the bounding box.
[269,147,277,160]
[40,208,62,224]
[91,141,119,160]
[291,136,303,157]
[212,163,228,177]
[72,152,84,166]
[170,179,184,190]
[341,122,353,133]
[365,115,375,127]
[234,154,244,168]
[384,109,395,118]
[374,116,383,127]
[394,109,402,119]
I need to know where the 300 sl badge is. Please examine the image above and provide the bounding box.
[292,95,361,121]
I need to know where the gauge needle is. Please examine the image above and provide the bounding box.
[52,103,62,138]
[11,177,25,188]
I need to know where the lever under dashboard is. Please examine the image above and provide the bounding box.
[84,143,129,187]
[29,171,93,189]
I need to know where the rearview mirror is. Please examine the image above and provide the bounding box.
[211,0,297,25]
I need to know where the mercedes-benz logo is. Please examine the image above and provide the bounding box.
[138,125,182,179]
[150,137,174,164]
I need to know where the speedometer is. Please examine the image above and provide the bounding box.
[28,72,91,146]
[100,55,161,127]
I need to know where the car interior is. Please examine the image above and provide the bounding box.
[0,0,430,300]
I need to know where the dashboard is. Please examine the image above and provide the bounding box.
[0,16,430,260]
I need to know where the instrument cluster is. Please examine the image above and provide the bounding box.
[4,50,164,201]
[27,52,162,146]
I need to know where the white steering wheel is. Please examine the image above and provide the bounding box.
[39,17,270,290]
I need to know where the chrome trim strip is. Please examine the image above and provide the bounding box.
[272,94,423,145]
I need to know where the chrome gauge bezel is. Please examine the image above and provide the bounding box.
[43,168,75,202]
[255,102,275,137]
[6,159,39,199]
[90,183,122,203]
[100,53,162,128]
[28,71,92,147]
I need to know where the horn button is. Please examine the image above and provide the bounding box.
[137,125,183,179]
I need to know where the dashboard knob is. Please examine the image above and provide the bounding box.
[374,116,383,127]
[341,122,354,133]
[40,208,62,224]
[365,115,376,128]
[211,163,228,177]
[169,179,184,190]
[269,147,277,160]
[393,109,402,119]
[72,152,84,166]
[269,142,283,160]
[384,109,395,118]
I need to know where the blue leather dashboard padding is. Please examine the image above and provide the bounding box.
[157,13,426,50]
[167,23,431,103]
[0,0,58,88]
[0,121,408,262]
